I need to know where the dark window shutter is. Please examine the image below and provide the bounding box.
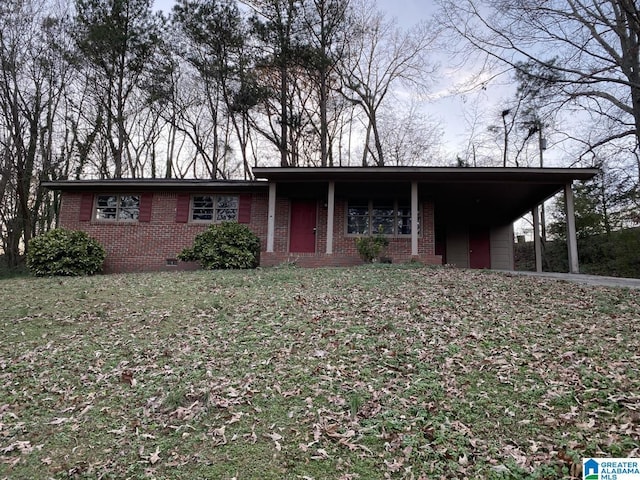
[176,193,191,223]
[238,194,251,223]
[79,193,94,222]
[139,193,153,222]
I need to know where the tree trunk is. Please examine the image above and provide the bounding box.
[166,121,176,179]
[280,63,289,167]
[319,68,328,167]
[370,109,385,166]
[362,121,372,166]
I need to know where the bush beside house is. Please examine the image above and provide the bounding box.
[27,228,106,276]
[178,222,261,270]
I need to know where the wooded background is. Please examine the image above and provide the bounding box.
[1,0,638,272]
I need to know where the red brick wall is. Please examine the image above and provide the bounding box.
[60,192,270,273]
[59,190,441,273]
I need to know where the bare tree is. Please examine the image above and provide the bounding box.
[438,0,640,178]
[0,0,73,266]
[172,0,256,178]
[242,0,305,167]
[337,2,438,166]
[377,102,443,166]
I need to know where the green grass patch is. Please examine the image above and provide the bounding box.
[1,266,639,478]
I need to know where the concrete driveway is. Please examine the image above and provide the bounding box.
[504,270,640,290]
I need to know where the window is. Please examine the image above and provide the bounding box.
[96,195,140,221]
[347,201,369,235]
[397,204,412,235]
[372,201,395,235]
[191,195,239,222]
[347,199,419,236]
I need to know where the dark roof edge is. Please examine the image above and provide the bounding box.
[253,166,598,173]
[42,179,268,191]
[43,167,600,191]
[253,166,599,181]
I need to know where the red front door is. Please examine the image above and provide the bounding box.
[290,200,317,253]
[469,227,491,269]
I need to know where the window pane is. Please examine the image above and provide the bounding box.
[216,208,238,221]
[192,196,214,220]
[96,195,117,219]
[372,206,394,217]
[397,217,411,235]
[119,195,140,220]
[372,201,394,234]
[347,215,369,234]
[347,205,368,217]
[217,196,238,209]
[397,204,419,235]
[398,205,411,235]
[347,202,369,234]
[96,195,139,221]
[372,217,394,235]
[215,196,238,222]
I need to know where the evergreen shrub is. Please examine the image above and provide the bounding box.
[27,228,106,276]
[178,222,260,269]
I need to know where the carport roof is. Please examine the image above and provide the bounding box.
[252,166,597,183]
[253,166,599,225]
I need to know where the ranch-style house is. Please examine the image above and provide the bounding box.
[44,166,598,273]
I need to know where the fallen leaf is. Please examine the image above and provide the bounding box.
[49,417,70,425]
[121,370,134,385]
[149,446,161,465]
[108,426,126,435]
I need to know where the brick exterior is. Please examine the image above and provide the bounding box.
[59,189,442,273]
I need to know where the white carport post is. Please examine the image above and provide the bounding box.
[532,206,542,272]
[326,181,335,254]
[564,182,580,273]
[267,182,276,253]
[411,181,419,257]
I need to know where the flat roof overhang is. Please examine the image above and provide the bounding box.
[43,167,599,226]
[42,179,268,192]
[253,166,599,225]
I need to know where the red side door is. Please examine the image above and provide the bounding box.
[290,200,317,253]
[469,227,491,269]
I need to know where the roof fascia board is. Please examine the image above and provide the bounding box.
[252,167,599,183]
[43,180,268,191]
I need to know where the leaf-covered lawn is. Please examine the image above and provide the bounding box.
[1,265,639,479]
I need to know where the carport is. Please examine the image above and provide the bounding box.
[253,167,599,272]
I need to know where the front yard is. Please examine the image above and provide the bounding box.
[1,265,638,479]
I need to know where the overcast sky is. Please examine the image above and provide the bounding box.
[154,0,434,26]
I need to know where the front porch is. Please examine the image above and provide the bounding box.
[253,167,599,272]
